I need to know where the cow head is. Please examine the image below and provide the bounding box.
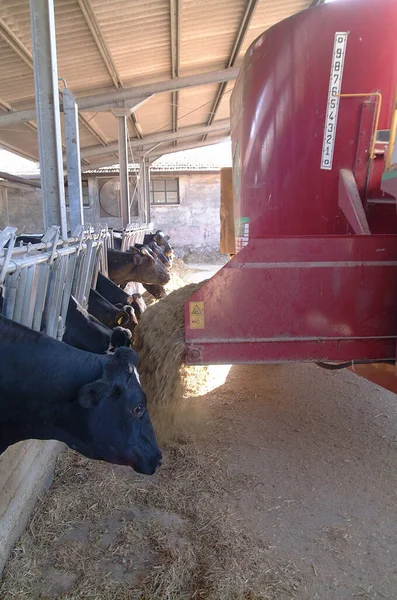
[107,326,132,354]
[77,347,161,475]
[153,230,174,259]
[147,241,172,268]
[128,246,170,285]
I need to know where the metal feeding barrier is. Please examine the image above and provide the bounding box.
[117,223,154,251]
[0,225,110,340]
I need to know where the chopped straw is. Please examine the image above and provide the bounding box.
[134,281,206,444]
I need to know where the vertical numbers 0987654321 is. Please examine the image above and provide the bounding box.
[320,32,348,170]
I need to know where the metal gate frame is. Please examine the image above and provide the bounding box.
[0,225,110,340]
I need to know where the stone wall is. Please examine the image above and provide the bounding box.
[0,182,44,233]
[150,172,221,254]
[0,172,222,255]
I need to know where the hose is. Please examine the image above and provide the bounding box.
[316,359,395,371]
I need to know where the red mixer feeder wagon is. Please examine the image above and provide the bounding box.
[185,0,397,392]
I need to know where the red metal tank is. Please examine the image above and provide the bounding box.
[231,0,397,242]
[185,0,397,391]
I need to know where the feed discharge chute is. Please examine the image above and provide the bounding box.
[185,0,397,391]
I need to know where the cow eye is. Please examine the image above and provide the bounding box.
[133,404,145,417]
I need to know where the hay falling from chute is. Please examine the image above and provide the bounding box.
[133,281,206,444]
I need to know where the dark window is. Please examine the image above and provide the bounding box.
[65,180,90,207]
[150,178,179,205]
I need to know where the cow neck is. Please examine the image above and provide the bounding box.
[0,314,105,403]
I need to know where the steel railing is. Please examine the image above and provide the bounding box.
[118,222,153,251]
[0,225,110,340]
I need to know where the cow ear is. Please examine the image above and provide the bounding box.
[140,247,154,262]
[165,235,170,240]
[78,380,109,409]
[116,310,129,326]
[132,253,142,265]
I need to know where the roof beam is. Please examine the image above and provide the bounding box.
[0,67,239,127]
[0,140,38,162]
[137,136,231,159]
[80,119,230,159]
[0,97,38,137]
[170,0,182,146]
[76,0,143,139]
[0,18,33,69]
[204,0,259,137]
[77,0,123,89]
[0,17,109,149]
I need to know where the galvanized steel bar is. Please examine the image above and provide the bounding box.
[13,268,28,323]
[63,87,84,232]
[21,265,39,328]
[118,116,130,228]
[29,0,67,238]
[3,271,20,320]
[32,263,50,331]
[145,160,151,224]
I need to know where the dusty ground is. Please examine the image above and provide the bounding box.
[1,263,397,599]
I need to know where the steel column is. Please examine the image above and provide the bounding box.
[29,0,67,238]
[62,87,84,233]
[144,160,151,224]
[138,158,146,223]
[118,115,130,228]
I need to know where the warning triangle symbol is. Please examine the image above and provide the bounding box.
[191,305,202,315]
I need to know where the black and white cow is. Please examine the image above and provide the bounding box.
[63,296,132,354]
[0,314,162,474]
[96,272,146,320]
[143,231,174,260]
[88,288,138,333]
[134,241,171,268]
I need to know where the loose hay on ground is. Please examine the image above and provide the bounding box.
[0,441,301,600]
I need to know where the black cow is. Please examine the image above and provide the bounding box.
[96,271,135,306]
[143,231,174,259]
[64,296,131,354]
[107,247,170,288]
[142,283,167,300]
[0,314,161,474]
[129,293,146,320]
[88,288,137,333]
[96,272,146,320]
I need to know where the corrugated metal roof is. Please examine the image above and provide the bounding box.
[0,0,313,165]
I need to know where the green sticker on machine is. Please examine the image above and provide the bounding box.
[235,216,250,252]
[235,216,250,236]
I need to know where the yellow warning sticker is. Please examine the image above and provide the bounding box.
[189,301,205,329]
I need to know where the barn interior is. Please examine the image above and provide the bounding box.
[1,0,397,598]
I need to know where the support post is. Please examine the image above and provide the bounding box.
[138,158,146,223]
[62,87,84,233]
[29,0,67,238]
[144,160,151,224]
[118,115,130,228]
